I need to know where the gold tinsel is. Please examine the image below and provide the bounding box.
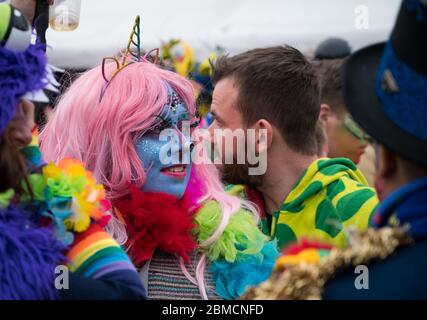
[242,227,412,300]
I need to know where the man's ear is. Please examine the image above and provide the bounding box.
[253,119,273,154]
[377,145,397,179]
[319,104,331,123]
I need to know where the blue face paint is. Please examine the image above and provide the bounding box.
[135,86,195,199]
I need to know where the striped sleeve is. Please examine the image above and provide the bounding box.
[66,223,137,279]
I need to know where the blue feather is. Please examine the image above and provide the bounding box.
[0,205,66,299]
[0,43,47,135]
[210,241,279,300]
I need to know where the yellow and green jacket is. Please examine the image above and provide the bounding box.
[226,158,379,250]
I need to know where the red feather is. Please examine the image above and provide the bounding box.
[113,185,197,267]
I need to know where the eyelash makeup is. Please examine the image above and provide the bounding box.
[150,113,200,133]
[148,115,170,134]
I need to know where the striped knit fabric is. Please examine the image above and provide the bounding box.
[66,223,137,278]
[147,251,221,300]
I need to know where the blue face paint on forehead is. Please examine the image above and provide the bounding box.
[157,85,190,126]
[151,84,201,133]
[134,84,193,199]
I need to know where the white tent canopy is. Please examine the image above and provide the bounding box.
[46,0,402,69]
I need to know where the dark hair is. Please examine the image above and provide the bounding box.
[314,58,347,117]
[212,45,320,155]
[0,128,30,194]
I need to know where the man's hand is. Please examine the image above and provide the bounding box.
[11,0,54,24]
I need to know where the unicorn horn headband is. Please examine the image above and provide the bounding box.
[99,15,159,101]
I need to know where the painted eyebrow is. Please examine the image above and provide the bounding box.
[156,109,192,126]
[154,114,168,123]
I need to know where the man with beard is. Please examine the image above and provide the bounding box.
[208,46,379,250]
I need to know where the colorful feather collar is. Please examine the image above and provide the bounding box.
[6,157,112,246]
[113,184,278,300]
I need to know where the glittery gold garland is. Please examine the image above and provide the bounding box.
[242,227,412,300]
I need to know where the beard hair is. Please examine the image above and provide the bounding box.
[209,133,265,187]
[219,161,264,187]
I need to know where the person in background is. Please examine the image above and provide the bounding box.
[8,0,65,130]
[314,40,377,186]
[324,0,427,298]
[314,37,351,60]
[315,59,370,166]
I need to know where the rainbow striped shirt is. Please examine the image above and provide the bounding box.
[66,223,136,278]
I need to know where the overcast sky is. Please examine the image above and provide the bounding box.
[45,0,401,68]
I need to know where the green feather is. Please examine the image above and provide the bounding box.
[194,201,270,263]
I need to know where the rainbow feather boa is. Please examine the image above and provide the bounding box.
[20,158,111,245]
[13,131,111,245]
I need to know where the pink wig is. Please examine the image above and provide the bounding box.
[41,60,259,299]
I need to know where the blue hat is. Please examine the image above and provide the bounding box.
[344,0,427,166]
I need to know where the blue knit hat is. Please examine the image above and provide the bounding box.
[344,0,427,166]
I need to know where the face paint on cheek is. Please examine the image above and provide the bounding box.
[134,85,196,199]
[135,134,192,199]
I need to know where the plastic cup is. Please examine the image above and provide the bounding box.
[49,0,81,31]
